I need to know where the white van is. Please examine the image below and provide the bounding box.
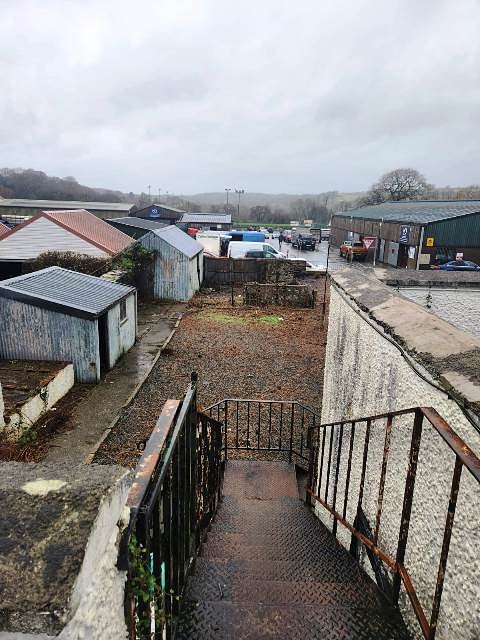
[227,241,285,259]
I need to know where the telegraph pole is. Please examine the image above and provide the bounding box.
[235,189,245,220]
[225,188,231,213]
[148,184,151,202]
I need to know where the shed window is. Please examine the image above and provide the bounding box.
[120,299,127,322]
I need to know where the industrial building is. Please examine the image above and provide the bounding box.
[179,212,232,231]
[106,217,168,239]
[139,226,203,301]
[0,267,137,383]
[0,199,135,223]
[331,200,480,269]
[0,209,133,278]
[134,203,185,225]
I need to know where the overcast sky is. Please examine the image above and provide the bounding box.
[1,0,480,194]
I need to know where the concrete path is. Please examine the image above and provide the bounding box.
[44,301,185,464]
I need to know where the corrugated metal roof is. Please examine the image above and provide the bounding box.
[181,212,232,224]
[108,217,168,230]
[151,225,203,258]
[0,210,134,256]
[44,210,133,254]
[335,200,480,224]
[0,267,135,319]
[0,199,134,211]
[136,203,185,215]
[0,222,10,238]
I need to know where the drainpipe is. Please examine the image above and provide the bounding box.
[416,226,425,271]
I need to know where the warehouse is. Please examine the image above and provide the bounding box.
[0,199,135,223]
[133,203,185,224]
[331,200,480,269]
[179,212,232,231]
[106,217,167,239]
[139,226,203,301]
[0,267,137,383]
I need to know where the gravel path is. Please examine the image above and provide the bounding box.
[94,286,327,468]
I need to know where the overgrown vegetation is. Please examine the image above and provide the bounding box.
[128,534,179,639]
[114,244,156,285]
[29,251,112,276]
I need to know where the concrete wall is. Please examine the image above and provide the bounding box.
[0,298,100,383]
[106,292,137,368]
[320,271,480,640]
[399,287,480,339]
[3,364,74,439]
[0,462,131,640]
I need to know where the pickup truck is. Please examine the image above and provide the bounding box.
[339,240,368,261]
[292,232,316,251]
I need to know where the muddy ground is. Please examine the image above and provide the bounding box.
[95,280,328,468]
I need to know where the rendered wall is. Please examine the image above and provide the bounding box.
[320,275,480,640]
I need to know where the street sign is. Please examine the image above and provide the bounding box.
[426,237,434,247]
[362,236,376,249]
[399,226,410,244]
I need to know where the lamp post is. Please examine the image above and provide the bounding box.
[235,189,245,220]
[225,188,232,213]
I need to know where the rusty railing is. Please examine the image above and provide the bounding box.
[306,406,480,640]
[118,373,224,639]
[207,398,320,465]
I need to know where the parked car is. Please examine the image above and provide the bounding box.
[283,230,292,243]
[431,260,480,271]
[227,241,285,259]
[292,233,316,251]
[339,240,368,261]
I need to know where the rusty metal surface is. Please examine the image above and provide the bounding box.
[176,460,409,639]
[126,398,180,510]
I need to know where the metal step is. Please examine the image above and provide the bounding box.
[177,460,409,639]
[176,601,409,640]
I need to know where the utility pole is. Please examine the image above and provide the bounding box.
[225,188,231,213]
[158,188,161,202]
[235,189,245,220]
[148,184,151,203]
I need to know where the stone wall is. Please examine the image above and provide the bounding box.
[320,269,480,640]
[243,282,315,308]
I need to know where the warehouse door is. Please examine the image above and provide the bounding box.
[397,244,409,268]
[378,239,385,263]
[387,241,399,267]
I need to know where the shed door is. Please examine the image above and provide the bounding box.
[98,314,110,373]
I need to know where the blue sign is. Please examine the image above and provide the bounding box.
[399,225,410,244]
[150,207,160,218]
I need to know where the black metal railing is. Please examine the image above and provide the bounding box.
[306,406,480,640]
[118,373,224,640]
[207,398,321,466]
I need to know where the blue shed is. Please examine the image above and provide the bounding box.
[0,267,137,383]
[139,226,203,301]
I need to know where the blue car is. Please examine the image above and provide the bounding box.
[432,260,480,271]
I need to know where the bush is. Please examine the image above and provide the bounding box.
[29,251,112,276]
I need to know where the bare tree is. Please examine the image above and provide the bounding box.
[376,168,427,201]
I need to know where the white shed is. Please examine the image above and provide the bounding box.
[139,226,203,301]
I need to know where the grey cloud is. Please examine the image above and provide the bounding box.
[1,0,479,193]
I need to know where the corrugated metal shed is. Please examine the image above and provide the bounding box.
[180,213,232,225]
[338,201,480,224]
[0,267,135,319]
[152,225,203,258]
[426,213,480,247]
[139,229,203,301]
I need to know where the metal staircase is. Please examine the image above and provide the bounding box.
[119,375,480,640]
